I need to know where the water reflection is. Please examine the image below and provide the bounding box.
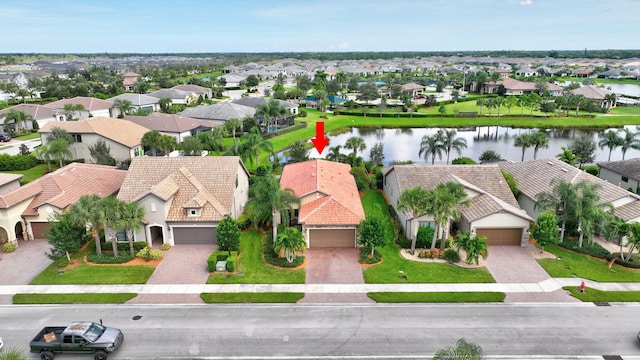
[303,126,640,165]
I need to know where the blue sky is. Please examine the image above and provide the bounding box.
[1,0,637,53]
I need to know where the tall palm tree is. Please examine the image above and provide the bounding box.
[48,139,71,168]
[535,179,577,243]
[344,136,366,158]
[530,131,550,160]
[598,130,623,161]
[113,99,133,118]
[573,181,612,247]
[256,99,285,131]
[141,131,162,156]
[397,186,431,254]
[158,134,178,156]
[33,143,54,171]
[326,145,342,162]
[514,133,533,161]
[100,196,126,257]
[116,202,145,256]
[619,128,640,160]
[3,109,33,131]
[430,182,470,251]
[224,118,242,140]
[440,129,467,164]
[245,173,300,243]
[418,132,445,164]
[604,93,617,110]
[240,127,273,166]
[67,195,105,256]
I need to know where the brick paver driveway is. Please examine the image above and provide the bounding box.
[0,239,53,304]
[127,244,216,304]
[299,248,374,304]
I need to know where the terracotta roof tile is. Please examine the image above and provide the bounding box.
[46,97,114,111]
[39,117,149,147]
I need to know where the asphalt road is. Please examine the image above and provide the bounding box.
[2,303,640,359]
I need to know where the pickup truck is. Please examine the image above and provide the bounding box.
[30,321,124,360]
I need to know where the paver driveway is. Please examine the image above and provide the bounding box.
[298,248,374,304]
[0,239,53,304]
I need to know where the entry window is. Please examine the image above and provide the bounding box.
[187,208,201,217]
[419,221,435,229]
[71,134,82,142]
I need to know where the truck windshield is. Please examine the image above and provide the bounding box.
[84,323,105,342]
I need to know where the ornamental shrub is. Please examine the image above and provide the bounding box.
[87,253,134,264]
[161,243,171,251]
[136,247,164,261]
[443,248,461,263]
[2,242,17,253]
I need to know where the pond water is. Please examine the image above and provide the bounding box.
[599,83,640,97]
[297,126,640,165]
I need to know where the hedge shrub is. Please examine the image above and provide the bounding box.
[263,246,304,268]
[135,247,163,261]
[100,241,148,252]
[558,239,610,258]
[87,253,134,264]
[443,248,461,263]
[359,247,382,264]
[2,242,17,253]
[207,251,238,272]
[0,154,38,171]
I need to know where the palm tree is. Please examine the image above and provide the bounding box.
[274,227,306,263]
[619,128,640,160]
[16,88,31,103]
[141,130,162,156]
[256,99,285,131]
[440,129,467,164]
[530,131,550,160]
[4,109,33,131]
[418,132,445,164]
[113,99,133,118]
[604,93,617,110]
[514,133,533,161]
[245,173,300,243]
[606,220,640,261]
[34,143,54,171]
[67,195,105,256]
[116,202,145,256]
[598,130,623,161]
[503,96,517,116]
[225,118,242,140]
[494,96,504,117]
[48,139,71,168]
[326,145,342,162]
[240,127,273,166]
[430,182,470,251]
[344,136,366,158]
[573,181,612,247]
[397,186,431,254]
[100,197,126,257]
[158,134,178,156]
[535,179,577,243]
[475,98,486,115]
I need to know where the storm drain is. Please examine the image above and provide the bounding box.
[594,302,611,306]
[132,315,143,320]
[602,355,623,360]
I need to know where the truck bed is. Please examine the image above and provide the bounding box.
[31,326,65,344]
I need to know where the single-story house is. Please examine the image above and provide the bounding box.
[172,84,212,101]
[569,85,616,108]
[383,164,533,246]
[217,74,246,87]
[107,93,161,115]
[123,113,219,143]
[147,88,195,105]
[231,96,299,115]
[179,102,255,123]
[402,83,426,97]
[498,158,640,223]
[45,96,115,119]
[39,117,148,163]
[483,77,563,96]
[598,158,640,195]
[116,156,250,247]
[0,104,66,131]
[279,159,365,248]
[0,163,126,243]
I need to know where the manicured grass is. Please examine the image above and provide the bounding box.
[608,106,640,115]
[7,164,53,184]
[13,293,137,304]
[14,132,41,140]
[538,245,640,282]
[200,292,304,303]
[367,292,505,303]
[360,190,495,284]
[564,287,640,302]
[206,229,305,284]
[30,262,155,285]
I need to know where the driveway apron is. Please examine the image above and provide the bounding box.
[0,239,53,304]
[484,245,579,303]
[298,248,374,304]
[127,244,216,304]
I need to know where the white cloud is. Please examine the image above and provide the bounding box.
[337,42,349,50]
[520,0,534,5]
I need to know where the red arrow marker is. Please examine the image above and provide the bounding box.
[311,121,329,154]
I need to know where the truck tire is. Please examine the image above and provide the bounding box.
[94,350,108,360]
[40,350,55,360]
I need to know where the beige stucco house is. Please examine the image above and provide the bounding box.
[0,163,126,244]
[39,117,148,163]
[279,159,365,248]
[45,96,115,119]
[116,156,250,247]
[384,164,533,246]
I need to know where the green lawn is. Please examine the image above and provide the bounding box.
[200,292,304,303]
[14,132,41,141]
[538,246,640,282]
[563,287,640,302]
[368,292,505,303]
[360,190,495,284]
[206,229,305,284]
[6,164,53,184]
[13,293,137,304]
[608,106,640,115]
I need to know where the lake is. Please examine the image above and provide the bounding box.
[302,126,640,165]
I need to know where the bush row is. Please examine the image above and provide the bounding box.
[207,251,238,272]
[100,241,148,252]
[87,253,134,264]
[606,254,640,269]
[0,154,38,171]
[557,239,610,258]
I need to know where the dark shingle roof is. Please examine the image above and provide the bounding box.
[597,158,640,181]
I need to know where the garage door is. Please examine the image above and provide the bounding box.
[476,228,523,246]
[309,229,355,248]
[173,227,217,245]
[31,222,51,239]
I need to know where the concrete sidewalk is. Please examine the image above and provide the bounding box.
[1,278,638,297]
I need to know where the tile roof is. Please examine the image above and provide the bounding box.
[231,96,298,110]
[0,163,126,215]
[280,159,365,226]
[597,158,640,181]
[179,102,255,121]
[0,104,62,120]
[147,88,191,100]
[172,84,210,95]
[498,77,563,92]
[0,173,23,187]
[570,85,613,100]
[498,158,638,205]
[123,113,218,133]
[39,117,149,147]
[387,164,531,222]
[46,97,114,111]
[117,157,247,222]
[107,93,159,106]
